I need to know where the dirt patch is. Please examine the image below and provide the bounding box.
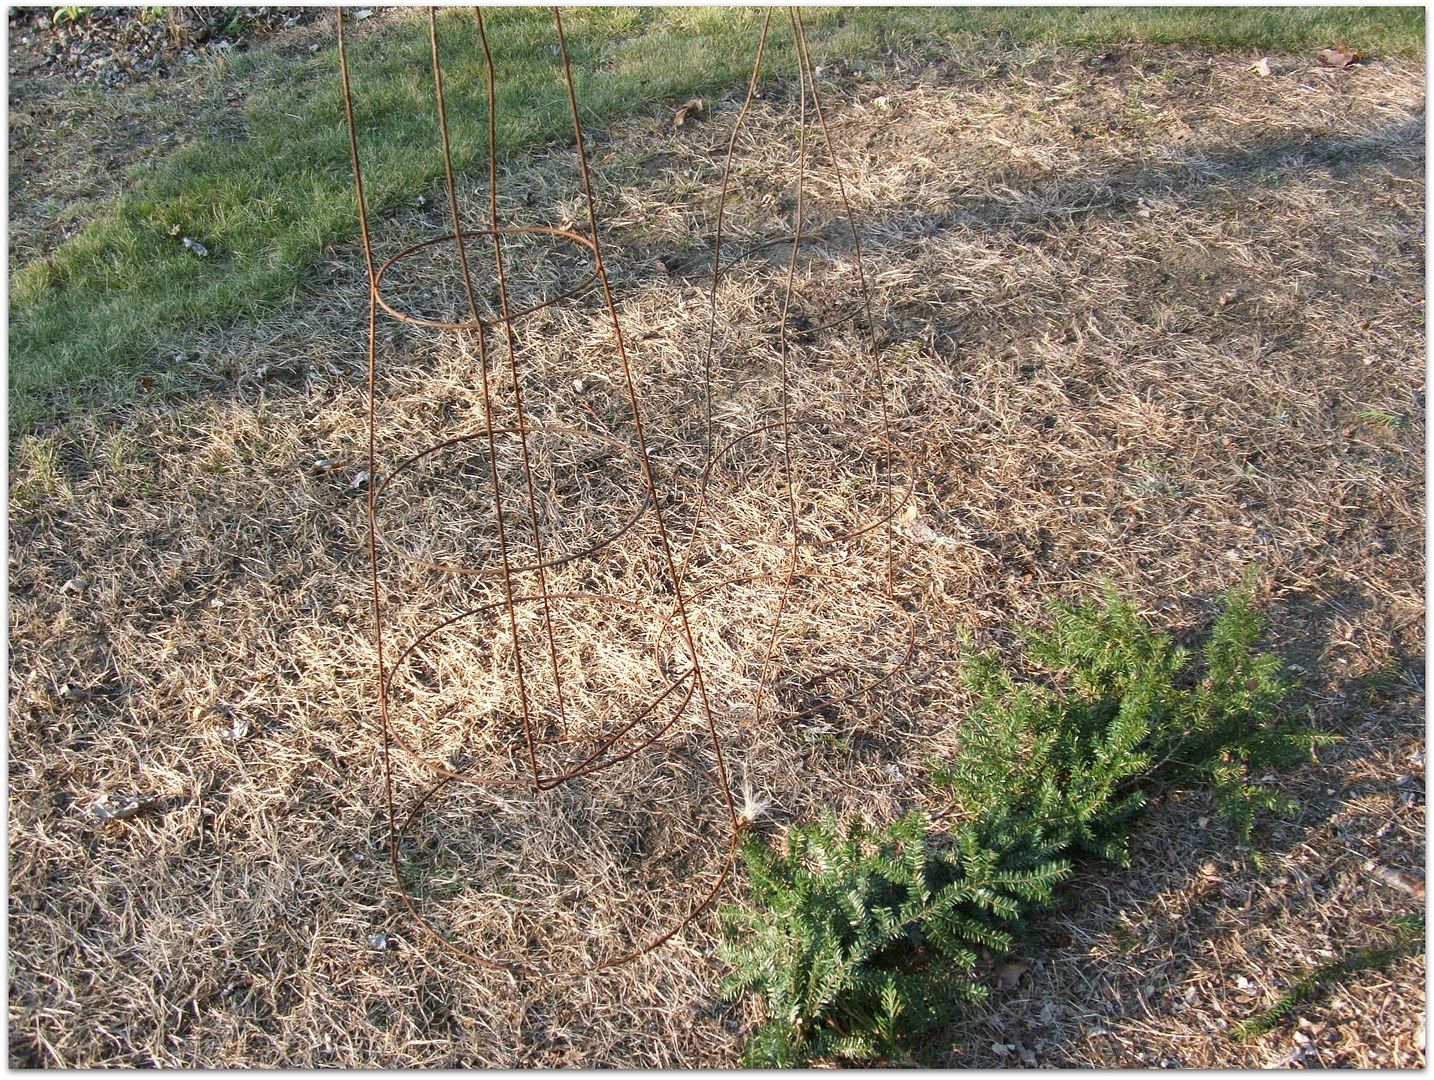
[7,40,1425,1068]
[6,7,329,272]
[7,7,319,88]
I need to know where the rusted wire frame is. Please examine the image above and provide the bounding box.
[335,3,408,955]
[373,423,650,576]
[464,6,576,739]
[551,7,740,828]
[691,9,903,562]
[428,9,550,785]
[672,9,770,603]
[685,9,906,738]
[791,7,896,598]
[341,6,741,971]
[381,8,743,971]
[341,5,501,975]
[747,5,810,734]
[342,3,910,974]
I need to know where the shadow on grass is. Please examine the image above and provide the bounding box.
[637,113,1425,282]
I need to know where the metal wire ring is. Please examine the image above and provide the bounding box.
[373,225,601,331]
[382,590,704,790]
[374,424,651,577]
[386,760,741,976]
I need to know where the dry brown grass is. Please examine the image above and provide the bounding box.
[8,42,1425,1067]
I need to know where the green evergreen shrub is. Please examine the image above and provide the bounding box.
[1008,582,1331,841]
[718,809,1068,1066]
[719,582,1328,1066]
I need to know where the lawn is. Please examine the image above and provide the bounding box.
[8,6,1425,432]
[7,5,1426,1069]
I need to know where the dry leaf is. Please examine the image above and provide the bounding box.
[1319,46,1365,70]
[1252,57,1273,77]
[673,97,705,128]
[1045,926,1073,948]
[1366,861,1425,899]
[995,959,1030,990]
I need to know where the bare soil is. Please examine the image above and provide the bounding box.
[7,6,327,272]
[7,35,1425,1068]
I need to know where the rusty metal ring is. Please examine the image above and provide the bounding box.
[382,591,704,790]
[373,424,651,577]
[386,763,741,976]
[373,226,601,331]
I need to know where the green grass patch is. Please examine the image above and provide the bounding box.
[10,6,1424,434]
[946,5,1424,54]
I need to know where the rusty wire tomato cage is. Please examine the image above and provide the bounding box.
[337,5,916,975]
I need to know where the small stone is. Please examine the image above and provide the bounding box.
[91,794,161,821]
